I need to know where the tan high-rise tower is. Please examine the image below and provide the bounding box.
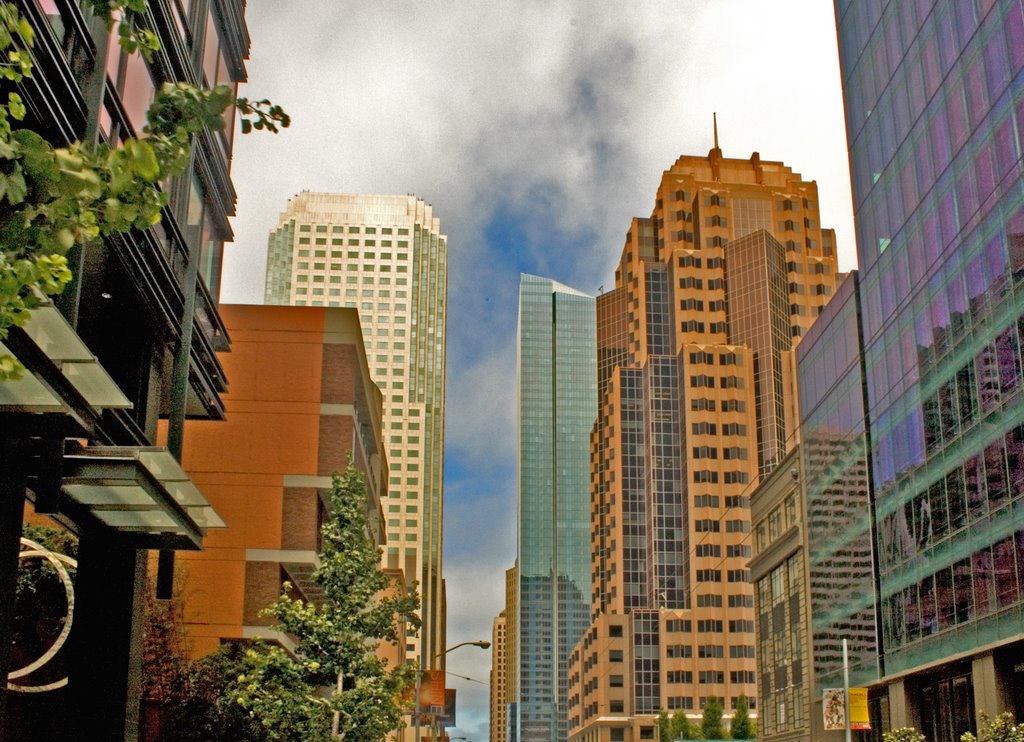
[264,193,448,666]
[569,136,838,738]
[491,611,509,742]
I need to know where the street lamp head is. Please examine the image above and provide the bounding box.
[471,640,491,649]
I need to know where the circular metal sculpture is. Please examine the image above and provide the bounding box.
[7,537,77,693]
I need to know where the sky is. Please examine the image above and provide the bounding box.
[221,2,855,738]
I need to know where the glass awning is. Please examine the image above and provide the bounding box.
[57,445,225,550]
[0,295,131,414]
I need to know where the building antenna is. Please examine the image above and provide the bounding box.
[713,111,719,150]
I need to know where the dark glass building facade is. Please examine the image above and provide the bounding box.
[835,0,1024,736]
[2,0,248,738]
[516,274,596,742]
[796,273,880,734]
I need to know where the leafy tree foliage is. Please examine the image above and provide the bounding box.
[730,695,753,739]
[884,724,925,740]
[701,696,726,740]
[883,728,926,742]
[152,643,283,742]
[962,712,1024,742]
[251,465,421,740]
[658,709,699,741]
[0,1,288,380]
[146,466,419,741]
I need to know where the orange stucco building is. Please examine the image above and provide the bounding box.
[175,304,390,657]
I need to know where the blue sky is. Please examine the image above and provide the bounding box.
[220,2,856,737]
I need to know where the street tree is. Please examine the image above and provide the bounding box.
[730,695,753,740]
[233,464,421,740]
[701,696,726,740]
[961,712,1024,742]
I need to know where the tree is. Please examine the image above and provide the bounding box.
[673,711,698,740]
[962,712,1024,742]
[884,728,926,742]
[730,695,753,740]
[153,642,294,740]
[702,696,726,740]
[658,709,672,741]
[0,0,288,380]
[233,464,421,740]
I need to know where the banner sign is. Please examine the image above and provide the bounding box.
[437,688,457,728]
[849,688,871,731]
[823,688,846,730]
[418,670,445,715]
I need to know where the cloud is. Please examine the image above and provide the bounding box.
[222,1,853,731]
[442,482,516,740]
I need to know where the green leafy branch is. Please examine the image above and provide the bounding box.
[0,1,288,381]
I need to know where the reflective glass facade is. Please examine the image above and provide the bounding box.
[517,274,597,742]
[835,0,1024,684]
[796,274,879,700]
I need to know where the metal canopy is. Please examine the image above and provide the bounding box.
[56,445,225,550]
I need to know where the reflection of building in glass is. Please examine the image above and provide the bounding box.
[569,143,839,741]
[516,275,596,742]
[263,193,448,666]
[834,2,1024,739]
[794,273,879,739]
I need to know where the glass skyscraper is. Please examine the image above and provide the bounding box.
[834,0,1024,736]
[516,274,596,742]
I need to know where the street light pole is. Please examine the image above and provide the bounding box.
[415,640,490,741]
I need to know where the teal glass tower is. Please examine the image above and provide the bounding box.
[515,274,597,742]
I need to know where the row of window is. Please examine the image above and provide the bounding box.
[690,375,745,389]
[695,544,752,558]
[692,446,749,460]
[680,298,728,312]
[682,321,729,333]
[678,255,725,269]
[694,518,751,532]
[691,398,747,413]
[689,351,742,365]
[697,569,752,582]
[691,422,748,435]
[296,237,410,248]
[694,470,751,484]
[680,277,726,290]
[298,224,410,235]
[666,696,756,711]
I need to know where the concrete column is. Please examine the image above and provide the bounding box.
[887,680,918,730]
[972,653,1011,722]
[68,537,147,741]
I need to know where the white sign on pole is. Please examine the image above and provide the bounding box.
[823,688,847,731]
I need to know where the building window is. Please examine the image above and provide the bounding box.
[699,670,725,683]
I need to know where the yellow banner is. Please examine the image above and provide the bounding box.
[849,688,871,730]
